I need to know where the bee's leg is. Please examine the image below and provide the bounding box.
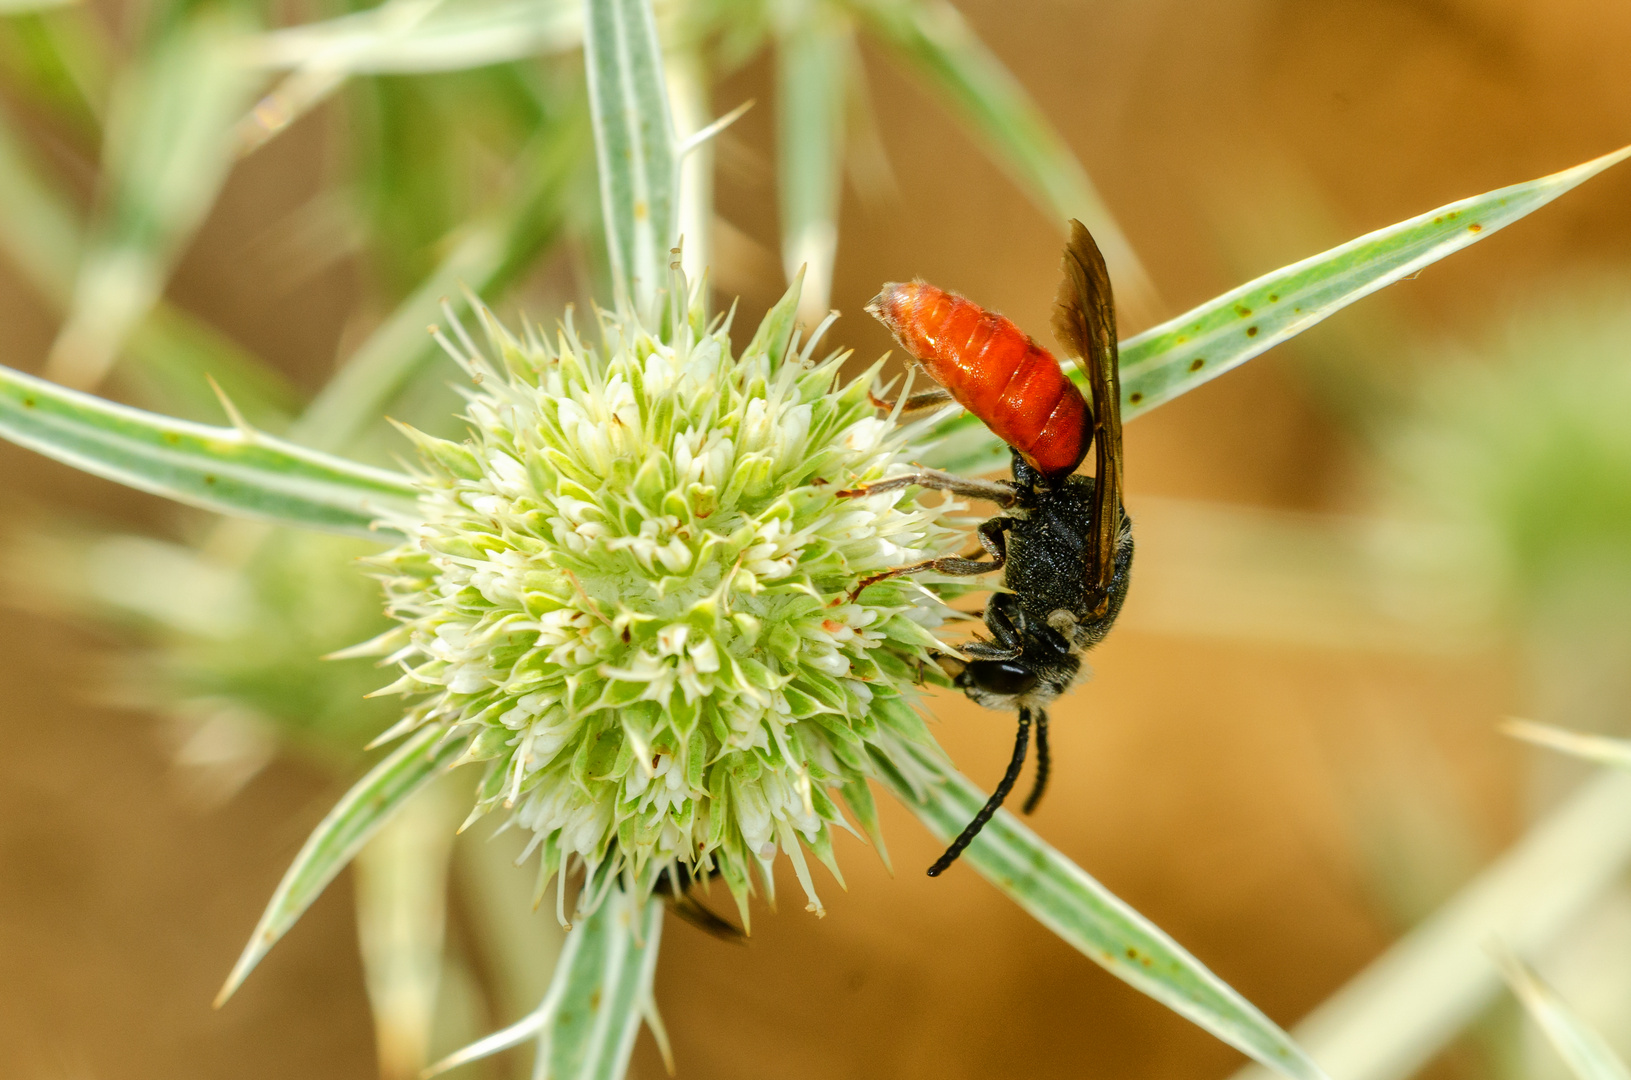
[837,468,1017,507]
[848,517,1009,602]
[927,707,1032,877]
[869,385,956,414]
[961,589,1024,662]
[1021,709,1050,815]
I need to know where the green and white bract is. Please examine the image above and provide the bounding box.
[365,278,960,924]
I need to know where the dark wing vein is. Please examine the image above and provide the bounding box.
[1050,219,1123,612]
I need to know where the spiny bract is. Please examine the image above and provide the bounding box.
[363,278,961,923]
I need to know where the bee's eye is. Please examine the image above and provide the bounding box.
[961,660,1038,697]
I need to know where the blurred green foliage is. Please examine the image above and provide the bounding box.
[1389,283,1631,630]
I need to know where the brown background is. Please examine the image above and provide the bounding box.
[2,0,1630,1076]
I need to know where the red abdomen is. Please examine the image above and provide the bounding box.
[869,281,1089,478]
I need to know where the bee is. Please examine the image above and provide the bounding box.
[842,220,1132,876]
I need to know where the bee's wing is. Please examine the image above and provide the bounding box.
[1050,219,1124,612]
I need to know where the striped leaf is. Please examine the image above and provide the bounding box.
[877,750,1328,1080]
[425,883,666,1080]
[217,726,467,1005]
[584,0,676,313]
[0,362,418,536]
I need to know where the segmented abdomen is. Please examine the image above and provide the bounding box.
[869,281,1088,478]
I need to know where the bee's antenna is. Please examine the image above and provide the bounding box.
[927,708,1032,876]
[1021,710,1050,815]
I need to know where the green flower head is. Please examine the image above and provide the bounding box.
[364,277,960,924]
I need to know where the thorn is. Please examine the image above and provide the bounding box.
[206,375,257,441]
[678,98,755,159]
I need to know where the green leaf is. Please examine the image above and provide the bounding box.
[584,0,676,313]
[853,0,1155,315]
[876,749,1328,1080]
[776,3,850,324]
[244,0,581,75]
[425,882,666,1080]
[0,362,418,536]
[44,9,257,389]
[925,145,1631,476]
[1503,719,1631,771]
[538,885,666,1080]
[216,726,468,1005]
[1496,949,1631,1080]
[1117,145,1631,416]
[353,776,462,1077]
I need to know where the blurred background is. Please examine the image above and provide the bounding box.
[2,0,1631,1077]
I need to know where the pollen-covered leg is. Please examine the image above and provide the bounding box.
[849,517,1009,602]
[927,707,1033,876]
[837,467,1016,506]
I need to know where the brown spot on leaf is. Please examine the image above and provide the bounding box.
[1189,358,1205,372]
[1129,391,1143,404]
[1246,326,1259,337]
[1468,223,1482,233]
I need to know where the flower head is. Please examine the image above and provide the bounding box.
[365,278,961,922]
